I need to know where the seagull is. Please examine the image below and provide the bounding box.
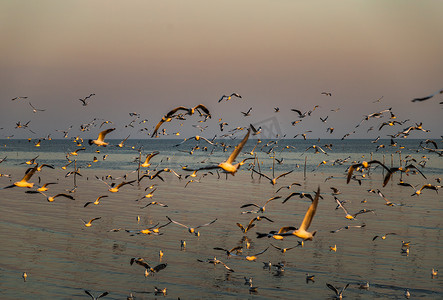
[282,187,320,241]
[139,199,168,209]
[334,197,374,220]
[218,92,242,102]
[275,182,302,193]
[68,147,86,156]
[252,169,293,185]
[126,220,172,235]
[213,246,243,257]
[240,196,281,214]
[230,247,269,261]
[151,104,211,137]
[241,107,253,116]
[166,216,217,236]
[330,187,341,195]
[78,93,95,106]
[270,243,300,253]
[373,233,397,241]
[84,195,109,207]
[306,274,315,283]
[130,257,167,275]
[236,216,274,234]
[256,226,296,240]
[382,164,426,187]
[321,92,332,96]
[81,217,101,227]
[411,88,443,102]
[29,102,45,113]
[198,128,251,175]
[136,188,157,201]
[326,283,349,299]
[20,155,39,165]
[11,96,28,101]
[95,176,136,193]
[154,287,167,295]
[330,224,366,233]
[25,191,75,202]
[33,182,57,192]
[116,135,130,148]
[346,160,391,184]
[88,128,115,146]
[2,165,38,189]
[373,189,403,206]
[282,191,318,204]
[197,257,235,272]
[320,116,329,123]
[84,290,109,300]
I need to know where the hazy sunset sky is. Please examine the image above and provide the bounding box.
[1,1,442,140]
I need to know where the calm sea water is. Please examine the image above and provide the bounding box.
[0,138,442,299]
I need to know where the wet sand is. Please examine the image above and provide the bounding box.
[0,161,442,299]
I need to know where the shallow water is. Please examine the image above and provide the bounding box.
[0,139,442,299]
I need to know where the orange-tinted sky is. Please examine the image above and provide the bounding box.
[1,1,442,139]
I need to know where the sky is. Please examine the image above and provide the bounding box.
[1,0,442,140]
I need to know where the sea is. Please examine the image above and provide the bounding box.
[0,138,442,299]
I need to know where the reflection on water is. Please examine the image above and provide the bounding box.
[0,139,442,299]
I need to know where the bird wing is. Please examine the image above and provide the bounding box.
[225,129,251,164]
[346,165,356,184]
[270,243,282,251]
[166,216,189,229]
[240,203,260,209]
[259,216,274,222]
[340,283,350,294]
[376,190,390,203]
[368,160,391,173]
[264,196,282,206]
[196,218,217,229]
[116,180,136,189]
[405,164,427,179]
[382,170,395,187]
[334,197,349,215]
[194,104,211,116]
[153,263,167,272]
[84,290,94,299]
[277,226,296,234]
[97,292,109,299]
[89,217,101,223]
[151,118,166,137]
[220,261,234,272]
[22,165,38,182]
[275,170,293,180]
[282,192,301,204]
[97,128,115,142]
[299,187,320,231]
[291,109,303,116]
[97,195,109,201]
[236,223,245,232]
[54,193,75,200]
[253,247,269,256]
[251,169,272,181]
[326,283,339,295]
[229,246,243,253]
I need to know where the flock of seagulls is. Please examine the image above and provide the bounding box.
[1,90,441,299]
